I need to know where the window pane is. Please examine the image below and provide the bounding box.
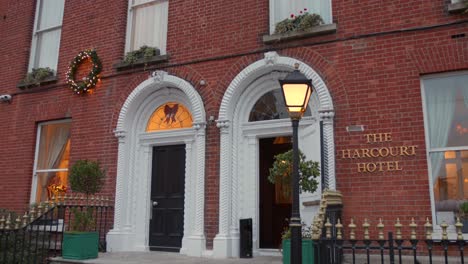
[270,0,331,33]
[36,122,71,170]
[424,75,468,149]
[131,0,168,53]
[38,0,64,29]
[432,150,468,224]
[146,103,193,132]
[35,29,61,70]
[35,171,68,203]
[462,151,468,159]
[249,89,311,122]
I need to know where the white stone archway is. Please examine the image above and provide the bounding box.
[107,71,206,256]
[214,52,335,258]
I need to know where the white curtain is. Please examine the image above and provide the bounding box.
[270,0,331,33]
[36,123,70,201]
[38,0,64,29]
[33,0,64,70]
[131,0,168,53]
[36,30,61,70]
[425,78,456,184]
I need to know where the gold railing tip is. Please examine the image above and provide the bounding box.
[22,212,28,226]
[363,218,370,227]
[378,218,384,227]
[5,214,11,229]
[0,215,5,229]
[425,217,432,225]
[394,218,402,227]
[14,216,21,229]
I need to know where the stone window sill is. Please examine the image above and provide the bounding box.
[262,23,337,44]
[448,2,467,14]
[113,54,169,71]
[17,75,58,89]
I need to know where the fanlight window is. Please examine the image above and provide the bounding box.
[249,89,311,122]
[146,102,193,132]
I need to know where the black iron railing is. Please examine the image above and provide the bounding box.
[314,217,468,264]
[0,196,113,264]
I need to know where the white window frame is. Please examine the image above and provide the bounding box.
[421,71,468,237]
[28,0,64,72]
[125,0,169,54]
[30,119,71,203]
[269,0,333,34]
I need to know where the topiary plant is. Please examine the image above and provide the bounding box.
[69,160,105,232]
[268,149,320,199]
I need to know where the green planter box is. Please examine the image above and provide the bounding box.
[62,231,99,260]
[282,239,314,264]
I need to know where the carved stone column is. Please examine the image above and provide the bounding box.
[181,122,207,256]
[107,129,133,252]
[112,130,126,230]
[193,122,206,236]
[213,119,233,257]
[319,110,336,190]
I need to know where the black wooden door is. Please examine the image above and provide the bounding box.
[149,145,185,252]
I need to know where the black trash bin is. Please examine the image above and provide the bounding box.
[239,218,252,258]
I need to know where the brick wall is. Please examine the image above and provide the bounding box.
[0,0,467,248]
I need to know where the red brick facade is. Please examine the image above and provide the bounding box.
[0,0,467,249]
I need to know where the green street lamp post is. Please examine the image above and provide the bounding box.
[279,63,313,264]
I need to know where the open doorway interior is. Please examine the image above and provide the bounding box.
[259,136,292,249]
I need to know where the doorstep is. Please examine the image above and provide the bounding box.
[50,252,282,264]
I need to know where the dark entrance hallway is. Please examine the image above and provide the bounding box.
[259,137,292,249]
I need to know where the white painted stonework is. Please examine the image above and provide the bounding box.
[107,71,207,256]
[214,52,335,258]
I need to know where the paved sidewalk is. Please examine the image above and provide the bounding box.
[51,252,283,264]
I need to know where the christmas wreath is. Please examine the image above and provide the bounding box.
[66,49,102,94]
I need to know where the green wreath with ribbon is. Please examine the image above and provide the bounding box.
[66,49,102,94]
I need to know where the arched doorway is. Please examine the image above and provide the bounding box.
[214,52,335,257]
[107,71,207,257]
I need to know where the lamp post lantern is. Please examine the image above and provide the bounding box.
[279,63,313,264]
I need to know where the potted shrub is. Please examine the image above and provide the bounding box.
[268,149,320,199]
[281,222,314,264]
[62,160,105,260]
[459,201,468,233]
[268,150,319,264]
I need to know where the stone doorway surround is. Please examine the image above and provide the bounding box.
[107,71,207,257]
[214,52,336,258]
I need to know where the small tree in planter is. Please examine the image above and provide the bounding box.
[62,160,105,260]
[268,149,319,264]
[268,149,320,199]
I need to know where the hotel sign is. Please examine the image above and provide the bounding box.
[340,133,417,173]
